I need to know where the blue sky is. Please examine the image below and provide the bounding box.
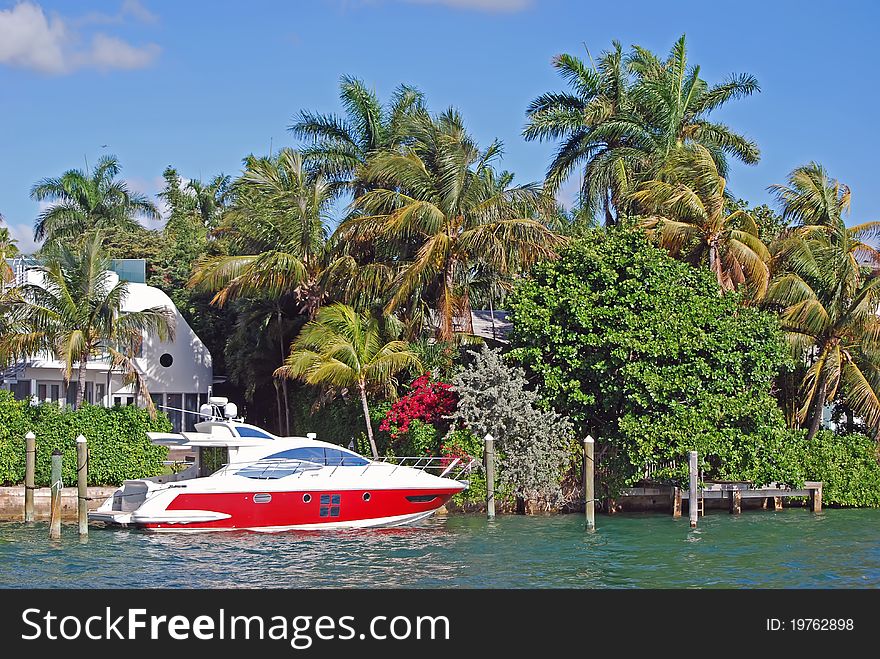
[2,0,878,253]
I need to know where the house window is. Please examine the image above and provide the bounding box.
[166,393,183,432]
[37,382,63,404]
[185,393,199,431]
[96,383,105,407]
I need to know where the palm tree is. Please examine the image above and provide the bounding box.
[345,109,564,341]
[189,149,335,433]
[0,234,175,410]
[524,41,640,222]
[276,303,422,458]
[766,163,880,439]
[31,155,159,247]
[1,221,19,285]
[290,75,424,198]
[630,145,769,296]
[524,36,759,223]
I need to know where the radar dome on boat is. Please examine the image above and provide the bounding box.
[199,404,213,418]
[223,402,238,418]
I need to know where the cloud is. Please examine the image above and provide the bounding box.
[121,0,158,24]
[86,34,160,70]
[0,2,160,74]
[399,0,532,11]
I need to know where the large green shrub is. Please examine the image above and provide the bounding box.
[0,391,170,486]
[799,431,880,507]
[508,228,793,493]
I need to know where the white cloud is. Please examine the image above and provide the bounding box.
[86,34,160,70]
[121,0,158,24]
[0,2,160,75]
[400,0,532,11]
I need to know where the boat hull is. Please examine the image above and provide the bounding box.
[92,486,460,533]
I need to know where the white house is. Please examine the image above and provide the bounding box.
[1,258,213,432]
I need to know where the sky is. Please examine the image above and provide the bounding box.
[2,0,879,253]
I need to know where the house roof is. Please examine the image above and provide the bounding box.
[465,310,511,343]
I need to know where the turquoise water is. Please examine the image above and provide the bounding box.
[1,509,878,588]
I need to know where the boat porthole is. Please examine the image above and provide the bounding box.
[363,492,371,502]
[303,494,312,503]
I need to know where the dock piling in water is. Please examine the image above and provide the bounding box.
[76,435,88,537]
[688,451,698,528]
[49,449,62,540]
[24,431,36,523]
[484,434,495,520]
[584,436,595,530]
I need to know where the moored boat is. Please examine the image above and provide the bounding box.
[89,397,475,532]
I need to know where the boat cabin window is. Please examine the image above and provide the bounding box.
[235,426,274,439]
[265,446,369,466]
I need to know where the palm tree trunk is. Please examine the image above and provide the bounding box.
[75,353,89,410]
[277,309,291,436]
[358,382,379,459]
[273,379,284,436]
[806,375,828,441]
[708,236,722,289]
[439,264,455,342]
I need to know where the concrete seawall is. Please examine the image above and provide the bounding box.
[0,486,117,521]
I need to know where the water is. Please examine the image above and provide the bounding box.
[1,509,878,588]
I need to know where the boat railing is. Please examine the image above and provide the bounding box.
[212,455,479,481]
[356,456,480,481]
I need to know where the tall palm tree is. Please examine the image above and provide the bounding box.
[345,109,564,341]
[277,303,421,458]
[630,145,769,296]
[31,155,159,247]
[0,234,175,410]
[524,36,759,224]
[524,41,641,222]
[290,75,424,199]
[766,163,880,439]
[189,149,335,433]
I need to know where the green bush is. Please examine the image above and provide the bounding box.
[0,391,170,486]
[508,227,793,493]
[799,431,880,507]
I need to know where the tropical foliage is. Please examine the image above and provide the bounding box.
[342,109,564,340]
[276,303,422,457]
[31,155,159,249]
[507,229,793,492]
[765,163,880,438]
[631,144,769,297]
[524,36,759,223]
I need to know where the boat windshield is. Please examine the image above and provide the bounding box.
[235,425,274,439]
[233,446,369,479]
[266,446,369,467]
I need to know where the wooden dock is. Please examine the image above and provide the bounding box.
[619,481,823,516]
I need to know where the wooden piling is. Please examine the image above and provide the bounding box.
[24,431,36,523]
[484,434,495,520]
[76,435,88,536]
[774,496,783,511]
[672,487,682,518]
[688,451,698,528]
[728,490,742,515]
[811,485,823,512]
[584,436,595,530]
[49,449,62,540]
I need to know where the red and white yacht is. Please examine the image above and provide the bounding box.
[90,398,475,532]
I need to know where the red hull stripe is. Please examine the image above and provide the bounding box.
[145,488,459,530]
